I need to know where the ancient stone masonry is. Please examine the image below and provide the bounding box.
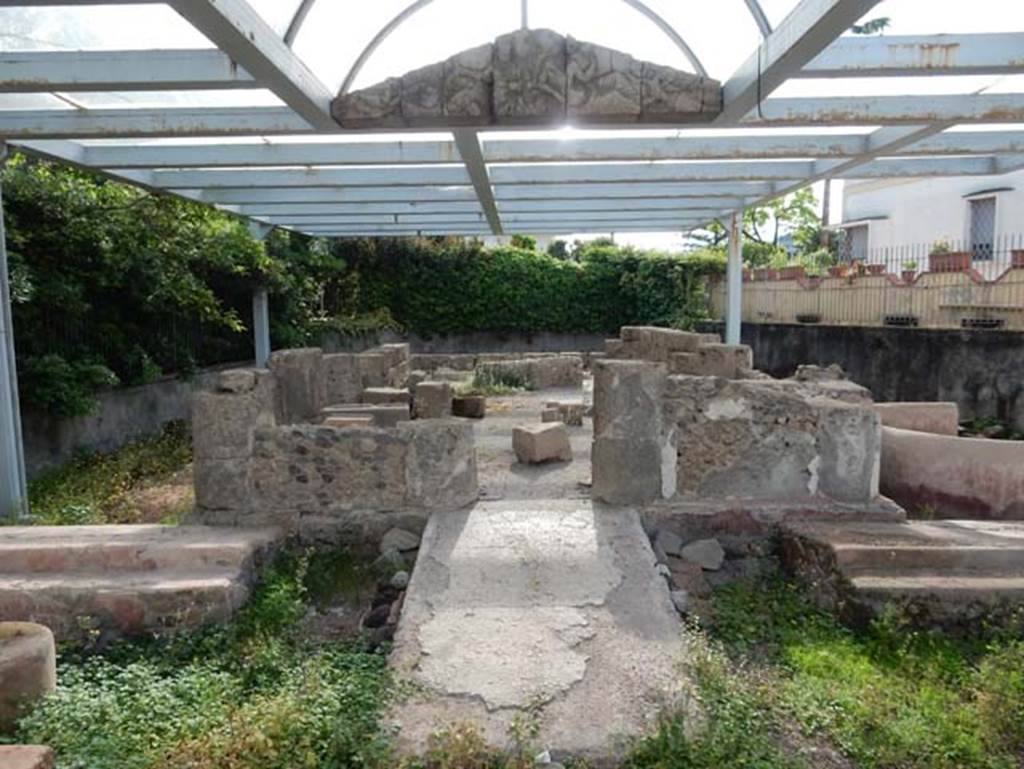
[592,327,886,514]
[332,29,721,129]
[475,355,584,389]
[192,344,478,546]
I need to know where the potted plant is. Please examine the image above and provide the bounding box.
[828,265,845,278]
[866,263,886,275]
[901,260,918,283]
[928,239,970,272]
[779,264,805,280]
[1012,249,1024,268]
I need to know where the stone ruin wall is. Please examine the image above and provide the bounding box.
[190,344,478,546]
[592,327,888,518]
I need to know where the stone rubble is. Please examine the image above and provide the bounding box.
[513,423,573,464]
[0,623,56,735]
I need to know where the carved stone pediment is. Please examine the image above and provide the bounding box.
[332,29,721,129]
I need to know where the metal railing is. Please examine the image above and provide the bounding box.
[710,234,1024,331]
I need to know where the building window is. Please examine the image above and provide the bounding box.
[839,224,868,263]
[968,196,996,260]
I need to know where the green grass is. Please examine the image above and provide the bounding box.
[625,574,1024,769]
[7,547,391,769]
[458,367,531,397]
[24,421,193,525]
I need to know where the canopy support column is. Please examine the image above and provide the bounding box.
[725,209,743,346]
[247,222,272,367]
[0,142,28,519]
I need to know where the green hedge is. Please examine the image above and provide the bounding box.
[331,237,724,336]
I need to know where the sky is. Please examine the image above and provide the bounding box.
[1,0,1023,250]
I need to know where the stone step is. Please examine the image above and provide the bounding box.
[0,571,251,640]
[0,525,279,576]
[850,574,1024,623]
[834,544,1024,575]
[781,519,1024,629]
[0,525,281,640]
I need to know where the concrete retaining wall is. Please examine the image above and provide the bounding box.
[874,402,959,436]
[322,330,608,355]
[699,323,1024,432]
[881,426,1024,519]
[21,366,228,479]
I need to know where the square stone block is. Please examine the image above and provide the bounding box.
[363,387,411,405]
[414,381,453,419]
[512,423,572,464]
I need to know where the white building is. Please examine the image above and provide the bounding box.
[837,170,1024,270]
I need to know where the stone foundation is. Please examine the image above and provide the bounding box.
[592,327,891,529]
[475,355,584,389]
[191,346,477,547]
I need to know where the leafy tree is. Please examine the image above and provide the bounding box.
[509,234,537,250]
[851,17,890,35]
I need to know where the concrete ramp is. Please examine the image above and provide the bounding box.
[388,499,691,763]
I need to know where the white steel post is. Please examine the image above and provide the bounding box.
[0,143,28,518]
[726,209,744,345]
[247,221,273,367]
[252,288,270,367]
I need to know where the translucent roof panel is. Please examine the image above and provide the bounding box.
[247,0,306,36]
[0,5,206,50]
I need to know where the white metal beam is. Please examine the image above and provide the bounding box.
[0,107,312,138]
[166,0,337,130]
[76,139,460,168]
[150,165,470,188]
[0,49,255,92]
[717,0,883,123]
[489,160,814,184]
[744,94,1024,126]
[452,129,503,235]
[196,186,478,204]
[800,33,1024,78]
[492,182,777,200]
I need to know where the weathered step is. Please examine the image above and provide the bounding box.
[0,571,251,640]
[834,544,1024,575]
[0,525,280,576]
[850,574,1024,623]
[781,519,1024,629]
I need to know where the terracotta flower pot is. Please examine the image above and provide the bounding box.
[779,266,804,280]
[828,266,844,278]
[1012,249,1024,268]
[753,268,770,281]
[867,264,886,275]
[928,251,971,272]
[901,270,916,284]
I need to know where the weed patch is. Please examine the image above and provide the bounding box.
[24,421,193,525]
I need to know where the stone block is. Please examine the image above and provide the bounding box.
[452,395,486,419]
[325,416,374,429]
[873,402,959,436]
[592,436,665,504]
[0,746,54,769]
[323,353,362,404]
[705,344,753,378]
[641,62,721,120]
[493,29,567,123]
[0,623,56,735]
[322,403,411,428]
[605,338,625,357]
[363,387,411,405]
[401,61,444,122]
[333,77,402,128]
[381,527,422,553]
[512,423,573,464]
[191,375,276,460]
[814,399,881,503]
[528,355,584,388]
[592,359,666,438]
[194,457,251,512]
[414,381,453,419]
[543,401,585,426]
[356,352,391,389]
[680,538,725,571]
[217,368,257,393]
[400,420,479,508]
[566,36,642,120]
[443,43,493,121]
[541,408,561,423]
[268,348,325,424]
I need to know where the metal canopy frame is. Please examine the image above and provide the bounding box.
[2,0,1024,514]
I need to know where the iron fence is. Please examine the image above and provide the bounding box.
[712,234,1024,331]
